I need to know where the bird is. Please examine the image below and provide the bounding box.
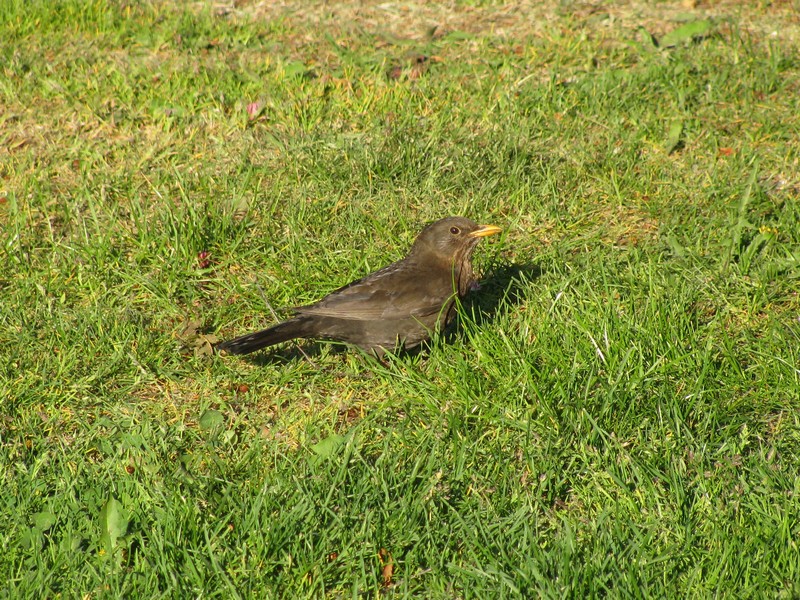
[216,216,501,357]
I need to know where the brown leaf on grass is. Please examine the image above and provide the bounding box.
[379,548,393,587]
[177,318,219,358]
[178,318,203,339]
[382,561,394,587]
[718,147,735,156]
[194,336,218,357]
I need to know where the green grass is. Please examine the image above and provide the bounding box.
[2,0,800,597]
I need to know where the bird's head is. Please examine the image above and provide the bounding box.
[410,216,501,268]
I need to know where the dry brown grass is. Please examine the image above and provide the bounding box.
[237,0,800,43]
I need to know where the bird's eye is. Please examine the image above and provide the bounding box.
[450,226,460,235]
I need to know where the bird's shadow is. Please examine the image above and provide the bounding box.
[231,261,541,366]
[439,261,541,346]
[245,339,348,367]
[467,261,542,324]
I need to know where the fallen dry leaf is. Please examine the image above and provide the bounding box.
[177,318,219,358]
[379,548,393,587]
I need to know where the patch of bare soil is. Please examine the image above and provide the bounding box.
[227,0,800,45]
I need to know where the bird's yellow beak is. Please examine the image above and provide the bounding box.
[469,224,502,238]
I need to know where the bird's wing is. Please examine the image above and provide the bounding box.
[296,261,454,321]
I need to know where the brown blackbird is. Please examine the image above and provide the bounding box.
[216,216,501,356]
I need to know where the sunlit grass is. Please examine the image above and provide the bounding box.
[2,1,799,597]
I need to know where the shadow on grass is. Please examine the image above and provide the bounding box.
[467,261,542,324]
[220,261,541,366]
[244,341,348,367]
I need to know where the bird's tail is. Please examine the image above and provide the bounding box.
[216,317,309,355]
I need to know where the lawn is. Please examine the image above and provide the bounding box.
[2,0,800,597]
